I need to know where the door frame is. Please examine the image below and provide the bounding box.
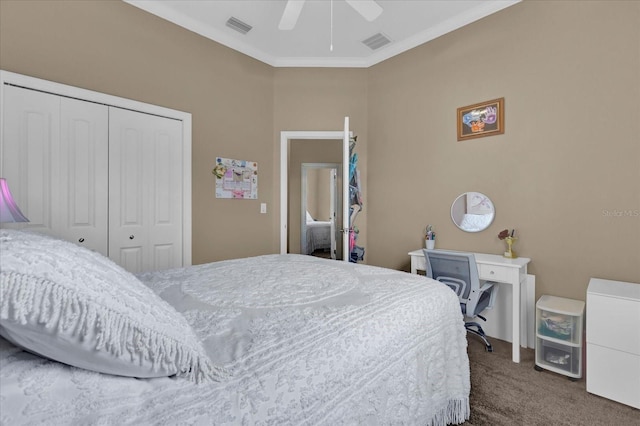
[280,123,351,262]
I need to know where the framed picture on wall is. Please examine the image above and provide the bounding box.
[457,97,505,141]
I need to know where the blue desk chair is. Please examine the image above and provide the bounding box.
[423,249,498,352]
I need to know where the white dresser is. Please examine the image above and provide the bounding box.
[586,278,640,409]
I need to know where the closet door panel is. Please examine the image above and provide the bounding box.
[118,127,144,227]
[120,247,144,274]
[153,244,174,271]
[109,107,182,273]
[1,86,59,233]
[109,113,147,272]
[149,119,183,270]
[58,97,108,255]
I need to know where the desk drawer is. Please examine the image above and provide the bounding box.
[413,255,426,272]
[479,264,507,282]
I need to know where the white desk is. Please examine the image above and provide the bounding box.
[409,249,531,363]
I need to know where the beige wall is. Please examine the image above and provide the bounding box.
[1,1,638,302]
[314,168,334,221]
[306,168,333,221]
[274,68,369,253]
[367,0,640,300]
[307,169,320,219]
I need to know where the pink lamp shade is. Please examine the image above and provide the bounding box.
[0,178,29,223]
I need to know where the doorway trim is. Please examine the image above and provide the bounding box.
[280,129,351,258]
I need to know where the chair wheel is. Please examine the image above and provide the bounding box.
[485,345,493,352]
[534,365,543,371]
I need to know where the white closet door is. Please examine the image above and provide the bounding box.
[1,85,60,234]
[108,107,183,273]
[2,86,109,253]
[57,97,108,255]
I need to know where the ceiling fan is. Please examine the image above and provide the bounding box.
[278,0,383,30]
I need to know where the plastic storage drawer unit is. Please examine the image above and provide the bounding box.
[535,295,585,380]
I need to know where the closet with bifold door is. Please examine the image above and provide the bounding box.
[0,72,191,273]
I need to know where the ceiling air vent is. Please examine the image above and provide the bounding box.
[226,17,252,35]
[362,32,391,50]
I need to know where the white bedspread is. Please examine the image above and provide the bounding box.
[0,254,470,425]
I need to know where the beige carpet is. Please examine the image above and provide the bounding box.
[463,337,639,425]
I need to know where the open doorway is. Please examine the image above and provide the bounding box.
[280,124,351,262]
[301,163,341,259]
[287,139,343,259]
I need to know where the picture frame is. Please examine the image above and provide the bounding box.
[457,97,504,141]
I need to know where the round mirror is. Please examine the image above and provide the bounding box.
[451,192,495,232]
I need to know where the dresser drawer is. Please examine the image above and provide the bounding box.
[479,264,507,282]
[587,343,640,409]
[587,293,640,355]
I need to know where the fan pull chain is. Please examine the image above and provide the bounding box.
[330,0,334,52]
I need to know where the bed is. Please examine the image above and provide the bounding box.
[305,211,332,255]
[458,213,494,232]
[0,229,470,425]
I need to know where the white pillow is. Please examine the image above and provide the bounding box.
[0,229,224,382]
[306,211,314,222]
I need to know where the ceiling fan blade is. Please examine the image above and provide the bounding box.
[344,0,383,22]
[279,0,306,30]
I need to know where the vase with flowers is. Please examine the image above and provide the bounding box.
[498,229,517,259]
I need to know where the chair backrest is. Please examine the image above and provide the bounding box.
[423,248,498,318]
[423,249,479,301]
